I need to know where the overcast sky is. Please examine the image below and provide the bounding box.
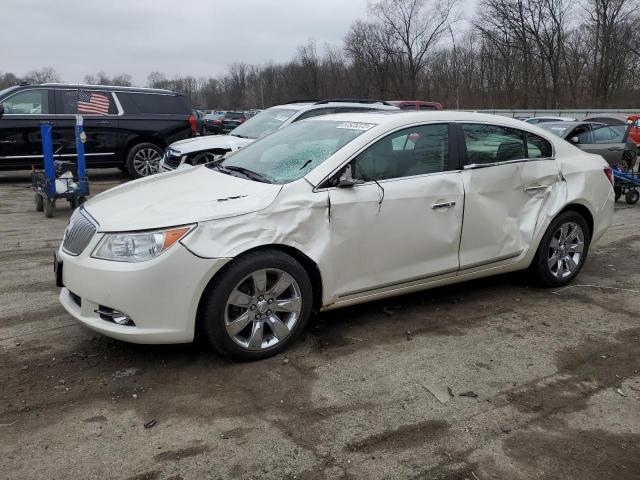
[1,0,372,85]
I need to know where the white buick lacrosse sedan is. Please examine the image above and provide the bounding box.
[56,112,614,360]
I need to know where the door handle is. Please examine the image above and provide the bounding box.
[608,147,623,151]
[98,120,112,125]
[431,201,456,210]
[523,184,549,192]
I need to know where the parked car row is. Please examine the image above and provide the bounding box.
[0,85,445,178]
[159,99,400,172]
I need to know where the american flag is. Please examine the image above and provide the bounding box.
[77,90,110,115]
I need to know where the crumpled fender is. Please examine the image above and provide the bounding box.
[181,180,335,303]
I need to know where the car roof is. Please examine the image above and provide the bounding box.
[541,121,605,128]
[308,110,552,129]
[270,101,400,112]
[36,83,177,95]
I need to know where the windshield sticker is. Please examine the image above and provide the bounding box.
[337,122,376,131]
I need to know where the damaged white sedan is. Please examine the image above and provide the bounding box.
[56,112,614,360]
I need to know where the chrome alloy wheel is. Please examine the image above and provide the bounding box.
[548,222,585,279]
[133,148,162,176]
[224,269,302,351]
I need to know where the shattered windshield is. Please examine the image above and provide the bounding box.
[229,107,297,139]
[215,120,376,184]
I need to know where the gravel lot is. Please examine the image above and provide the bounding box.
[1,169,639,480]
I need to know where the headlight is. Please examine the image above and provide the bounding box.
[91,225,195,263]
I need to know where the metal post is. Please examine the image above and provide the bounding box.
[40,123,55,198]
[75,115,86,193]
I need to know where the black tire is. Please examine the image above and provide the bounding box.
[43,197,54,218]
[529,210,591,287]
[35,193,44,212]
[616,154,632,172]
[614,187,622,202]
[199,249,313,361]
[69,198,77,209]
[626,189,639,205]
[125,142,164,179]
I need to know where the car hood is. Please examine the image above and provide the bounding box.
[169,134,255,155]
[84,167,283,232]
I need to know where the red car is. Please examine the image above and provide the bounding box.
[388,100,443,111]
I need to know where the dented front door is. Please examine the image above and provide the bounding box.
[328,172,464,299]
[459,159,560,269]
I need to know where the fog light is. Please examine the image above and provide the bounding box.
[95,306,134,326]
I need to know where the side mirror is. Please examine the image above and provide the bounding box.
[569,136,579,144]
[0,104,4,118]
[336,164,364,188]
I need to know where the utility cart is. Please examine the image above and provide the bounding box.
[32,118,89,217]
[613,168,640,205]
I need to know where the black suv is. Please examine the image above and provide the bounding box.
[0,83,195,178]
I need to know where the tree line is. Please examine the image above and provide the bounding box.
[2,0,639,110]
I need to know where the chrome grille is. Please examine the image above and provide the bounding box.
[62,208,97,256]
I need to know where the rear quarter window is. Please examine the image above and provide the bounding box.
[116,92,190,115]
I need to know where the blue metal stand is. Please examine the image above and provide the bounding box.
[75,115,87,193]
[40,123,56,198]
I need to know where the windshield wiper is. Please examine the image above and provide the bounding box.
[223,165,271,183]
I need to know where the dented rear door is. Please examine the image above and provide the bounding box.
[457,123,561,269]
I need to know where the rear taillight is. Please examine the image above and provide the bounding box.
[604,167,614,185]
[188,114,197,134]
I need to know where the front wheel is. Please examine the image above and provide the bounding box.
[199,250,313,361]
[529,211,591,287]
[43,197,54,218]
[125,143,164,179]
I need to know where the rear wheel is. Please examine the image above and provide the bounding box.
[530,211,590,287]
[125,143,164,178]
[615,153,633,172]
[199,250,313,361]
[35,193,43,212]
[626,189,639,205]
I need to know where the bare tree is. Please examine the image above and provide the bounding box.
[369,0,460,97]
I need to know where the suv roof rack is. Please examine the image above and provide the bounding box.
[40,83,175,94]
[283,99,318,104]
[314,98,393,106]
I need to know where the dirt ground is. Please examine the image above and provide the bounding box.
[1,168,639,480]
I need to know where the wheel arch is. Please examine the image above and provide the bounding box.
[194,244,324,337]
[125,135,166,154]
[557,202,594,237]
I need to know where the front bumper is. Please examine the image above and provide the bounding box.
[58,239,230,344]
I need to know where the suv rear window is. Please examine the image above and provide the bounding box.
[225,112,245,120]
[116,92,190,115]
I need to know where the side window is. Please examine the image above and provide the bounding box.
[56,90,116,115]
[1,89,50,114]
[462,124,525,164]
[354,123,449,181]
[592,125,626,144]
[574,125,594,144]
[118,93,190,115]
[294,108,335,121]
[526,133,553,158]
[400,104,417,110]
